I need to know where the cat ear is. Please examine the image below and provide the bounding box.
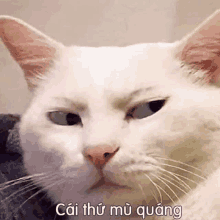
[0,16,64,91]
[175,10,220,84]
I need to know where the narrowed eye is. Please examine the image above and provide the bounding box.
[48,111,82,126]
[127,100,166,119]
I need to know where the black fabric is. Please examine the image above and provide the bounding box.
[0,114,20,153]
[0,114,68,220]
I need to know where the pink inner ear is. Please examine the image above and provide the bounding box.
[181,37,220,83]
[176,10,220,84]
[0,19,57,90]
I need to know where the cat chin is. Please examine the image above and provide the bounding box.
[47,180,154,207]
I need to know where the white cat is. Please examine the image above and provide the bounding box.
[1,10,220,220]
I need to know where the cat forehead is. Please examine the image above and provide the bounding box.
[55,43,175,83]
[70,43,175,71]
[42,43,178,100]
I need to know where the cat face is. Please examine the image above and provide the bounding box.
[1,11,220,218]
[20,44,181,205]
[19,43,220,207]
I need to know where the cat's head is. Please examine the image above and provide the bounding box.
[1,11,220,215]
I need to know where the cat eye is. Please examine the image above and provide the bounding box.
[126,100,166,119]
[48,111,82,126]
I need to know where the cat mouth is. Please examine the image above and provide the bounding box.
[87,177,130,193]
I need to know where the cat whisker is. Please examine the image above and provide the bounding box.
[137,181,161,205]
[157,162,206,181]
[7,178,65,220]
[156,186,175,204]
[1,171,62,218]
[154,156,204,172]
[156,174,189,198]
[159,166,203,186]
[149,177,175,204]
[0,171,60,200]
[137,183,148,201]
[123,165,160,203]
[158,170,191,191]
[1,182,37,204]
[144,174,162,203]
[0,172,50,189]
[150,188,159,204]
[153,165,192,190]
[173,173,203,185]
[1,173,61,210]
[151,174,181,203]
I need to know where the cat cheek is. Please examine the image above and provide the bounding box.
[23,150,63,174]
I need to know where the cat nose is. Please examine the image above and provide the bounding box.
[84,145,119,169]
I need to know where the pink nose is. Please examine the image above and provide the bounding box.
[84,145,119,169]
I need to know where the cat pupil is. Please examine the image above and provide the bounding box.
[66,113,81,125]
[149,100,166,112]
